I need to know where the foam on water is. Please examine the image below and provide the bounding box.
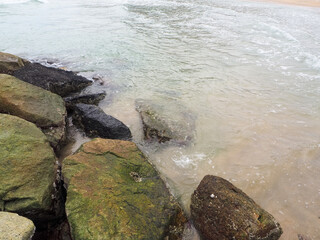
[0,0,29,4]
[172,153,206,169]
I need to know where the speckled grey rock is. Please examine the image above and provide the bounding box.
[0,212,35,240]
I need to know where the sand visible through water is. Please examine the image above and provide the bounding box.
[1,0,320,239]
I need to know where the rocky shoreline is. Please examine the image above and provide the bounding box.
[0,52,283,240]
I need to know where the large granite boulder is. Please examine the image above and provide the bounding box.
[13,62,92,97]
[63,138,187,240]
[135,99,195,144]
[0,114,56,224]
[0,52,29,74]
[0,212,35,240]
[72,104,132,140]
[191,175,282,240]
[0,74,66,148]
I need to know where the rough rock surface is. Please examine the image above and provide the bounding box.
[0,212,35,240]
[190,175,282,240]
[13,62,91,97]
[72,103,132,140]
[0,114,56,222]
[64,91,106,109]
[135,98,195,144]
[63,138,187,240]
[298,234,312,240]
[0,52,29,74]
[0,74,66,148]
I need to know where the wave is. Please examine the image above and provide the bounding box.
[0,0,47,4]
[0,0,29,4]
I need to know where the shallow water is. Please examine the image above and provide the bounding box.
[1,0,320,239]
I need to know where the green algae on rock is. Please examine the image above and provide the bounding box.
[0,114,56,219]
[0,212,35,240]
[0,74,66,148]
[0,52,29,74]
[191,175,283,240]
[63,138,187,240]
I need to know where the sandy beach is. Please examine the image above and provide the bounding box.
[255,0,320,7]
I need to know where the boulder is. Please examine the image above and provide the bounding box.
[298,234,312,240]
[190,175,282,240]
[72,103,132,140]
[0,114,56,224]
[64,91,106,109]
[0,74,66,148]
[63,138,187,240]
[135,99,195,144]
[0,52,29,74]
[0,212,35,240]
[13,62,92,97]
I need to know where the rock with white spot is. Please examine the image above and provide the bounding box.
[191,175,283,240]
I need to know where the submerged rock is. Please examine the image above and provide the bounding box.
[63,138,187,240]
[0,212,35,240]
[72,103,132,140]
[64,91,106,109]
[190,175,282,240]
[298,234,312,240]
[135,99,195,144]
[0,74,66,148]
[13,62,92,97]
[0,52,29,74]
[0,114,57,224]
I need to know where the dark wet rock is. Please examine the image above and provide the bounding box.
[64,91,106,109]
[190,175,282,240]
[0,74,66,149]
[0,212,35,240]
[0,52,29,74]
[135,98,196,144]
[0,114,57,226]
[72,103,132,140]
[13,62,92,97]
[63,138,187,239]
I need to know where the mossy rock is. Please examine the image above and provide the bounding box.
[63,138,186,240]
[191,175,283,240]
[0,74,66,148]
[0,114,56,218]
[0,52,29,74]
[0,74,66,127]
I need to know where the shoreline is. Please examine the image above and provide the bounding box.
[249,0,320,7]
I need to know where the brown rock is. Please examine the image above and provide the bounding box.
[191,175,282,240]
[298,234,312,240]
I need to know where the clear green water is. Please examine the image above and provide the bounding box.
[1,0,320,238]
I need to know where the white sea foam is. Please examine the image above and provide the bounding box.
[172,153,206,168]
[0,0,47,4]
[0,0,30,4]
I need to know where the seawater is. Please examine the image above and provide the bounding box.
[1,0,320,239]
